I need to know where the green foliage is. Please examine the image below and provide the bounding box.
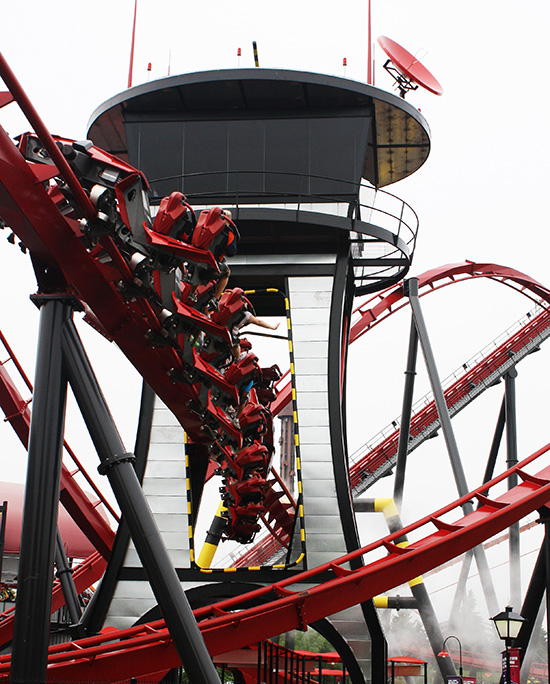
[454,589,498,653]
[272,628,334,653]
[388,606,429,652]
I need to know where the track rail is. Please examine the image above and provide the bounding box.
[2,54,550,679]
[350,304,550,493]
[272,262,550,419]
[0,335,116,557]
[1,444,548,679]
[0,551,107,648]
[232,265,550,565]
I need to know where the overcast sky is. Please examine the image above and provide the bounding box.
[1,0,549,630]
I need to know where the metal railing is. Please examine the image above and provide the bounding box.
[349,304,550,487]
[149,170,419,287]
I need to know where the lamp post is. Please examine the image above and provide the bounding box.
[438,635,463,682]
[491,606,526,684]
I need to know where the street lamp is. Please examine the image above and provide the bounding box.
[438,635,463,680]
[491,606,526,684]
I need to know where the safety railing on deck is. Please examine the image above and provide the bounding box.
[149,170,420,290]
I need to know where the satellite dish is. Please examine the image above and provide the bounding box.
[377,36,443,98]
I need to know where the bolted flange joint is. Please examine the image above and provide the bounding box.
[98,452,136,476]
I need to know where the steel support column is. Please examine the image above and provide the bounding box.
[79,380,154,636]
[450,398,506,622]
[393,318,419,509]
[54,529,83,629]
[354,498,456,681]
[515,525,545,677]
[328,242,386,684]
[505,368,521,608]
[483,397,506,483]
[10,298,71,684]
[407,278,499,616]
[61,320,220,684]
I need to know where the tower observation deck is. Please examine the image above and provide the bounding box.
[87,68,431,684]
[88,68,430,311]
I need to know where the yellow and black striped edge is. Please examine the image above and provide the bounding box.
[190,287,306,572]
[185,433,198,567]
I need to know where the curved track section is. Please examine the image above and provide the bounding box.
[350,304,550,494]
[235,262,550,565]
[1,446,549,679]
[2,55,550,680]
[350,261,550,340]
[270,261,550,418]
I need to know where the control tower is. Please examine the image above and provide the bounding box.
[88,68,430,684]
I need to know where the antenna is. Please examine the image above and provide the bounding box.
[377,36,443,98]
[127,0,138,88]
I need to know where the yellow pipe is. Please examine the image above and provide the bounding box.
[197,500,227,569]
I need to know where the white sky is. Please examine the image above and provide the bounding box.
[1,0,550,640]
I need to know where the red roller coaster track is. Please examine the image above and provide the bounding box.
[235,263,550,567]
[1,52,550,680]
[0,444,548,679]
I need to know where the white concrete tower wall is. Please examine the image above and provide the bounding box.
[105,398,189,630]
[103,274,373,681]
[288,275,372,683]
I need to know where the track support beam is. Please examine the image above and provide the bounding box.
[393,317,419,509]
[505,368,521,608]
[10,298,70,684]
[450,397,507,621]
[55,528,83,630]
[79,380,155,635]
[406,278,499,616]
[61,320,221,684]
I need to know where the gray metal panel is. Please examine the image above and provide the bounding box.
[295,375,328,393]
[293,342,329,359]
[108,582,156,600]
[302,477,338,497]
[146,496,188,515]
[293,392,329,409]
[149,425,186,443]
[297,408,330,427]
[303,497,339,514]
[152,513,192,533]
[143,460,187,478]
[306,515,350,533]
[231,254,336,267]
[141,443,184,461]
[300,452,338,470]
[306,551,347,566]
[293,357,328,376]
[299,425,331,444]
[149,405,182,426]
[299,442,332,459]
[288,275,371,681]
[292,307,331,326]
[290,276,334,292]
[105,394,192,629]
[292,324,330,343]
[142,477,185,496]
[287,290,333,308]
